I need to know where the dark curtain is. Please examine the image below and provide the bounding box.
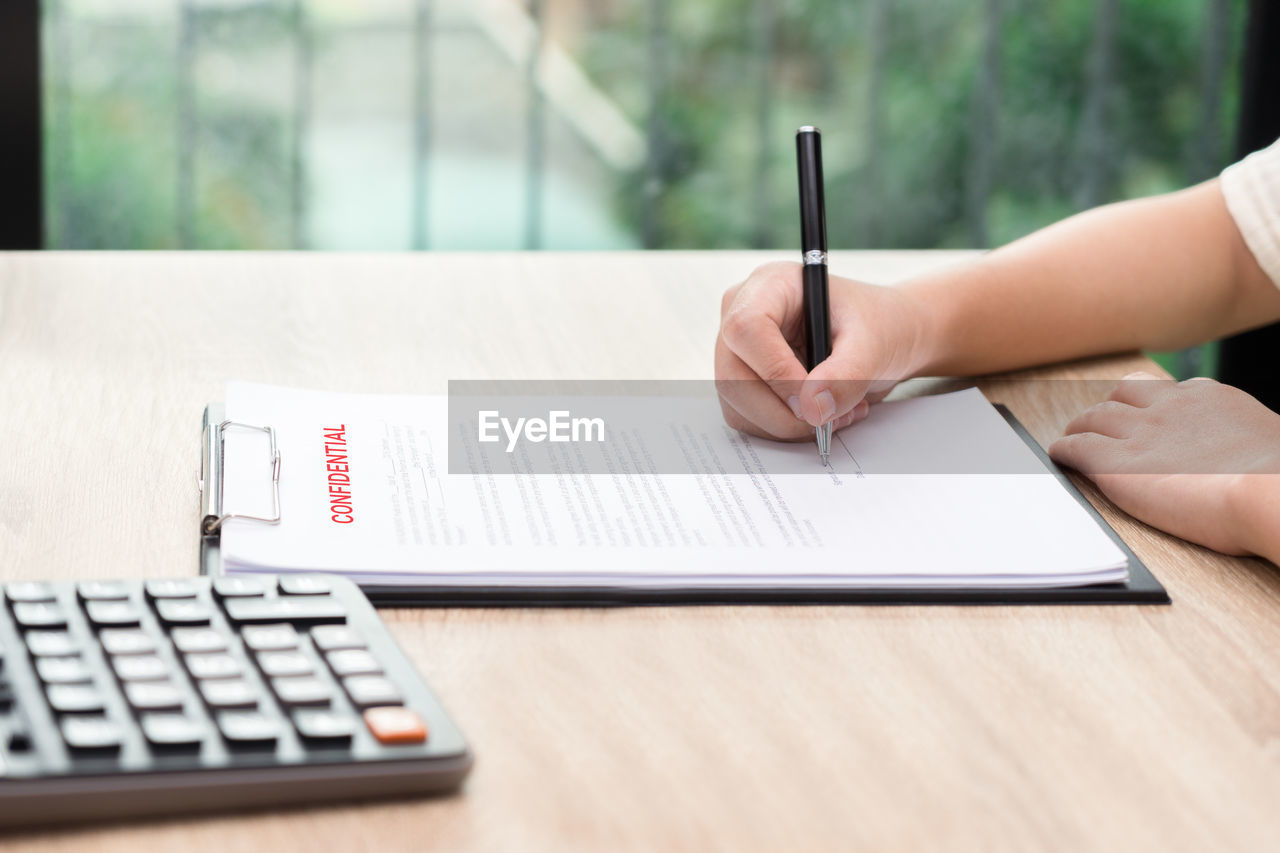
[0,0,41,250]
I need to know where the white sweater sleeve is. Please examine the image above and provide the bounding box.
[1221,137,1280,289]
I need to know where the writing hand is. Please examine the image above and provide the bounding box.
[715,261,928,440]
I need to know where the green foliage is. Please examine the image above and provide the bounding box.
[43,4,298,250]
[582,0,1245,251]
[47,92,180,249]
[45,0,1246,265]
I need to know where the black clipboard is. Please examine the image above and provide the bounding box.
[199,403,1168,607]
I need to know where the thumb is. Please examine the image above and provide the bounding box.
[796,348,876,428]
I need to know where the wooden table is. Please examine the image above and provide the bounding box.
[2,251,1278,851]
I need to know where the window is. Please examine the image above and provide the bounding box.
[43,0,1245,254]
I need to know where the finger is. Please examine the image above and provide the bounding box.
[719,381,812,441]
[795,298,895,426]
[831,400,870,433]
[797,359,874,429]
[863,382,897,406]
[1062,401,1140,440]
[1108,372,1172,408]
[719,282,742,315]
[719,262,809,404]
[1048,432,1126,477]
[718,395,770,438]
[715,337,812,441]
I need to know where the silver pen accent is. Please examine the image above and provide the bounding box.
[816,422,831,465]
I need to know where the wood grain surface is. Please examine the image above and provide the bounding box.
[1,251,1277,852]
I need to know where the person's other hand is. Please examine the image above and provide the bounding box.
[1049,372,1280,557]
[715,261,929,440]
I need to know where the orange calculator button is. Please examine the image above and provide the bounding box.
[363,706,428,745]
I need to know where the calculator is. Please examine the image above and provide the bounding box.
[0,574,472,829]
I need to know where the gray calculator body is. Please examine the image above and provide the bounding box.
[0,574,472,829]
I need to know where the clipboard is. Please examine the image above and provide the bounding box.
[198,402,1169,607]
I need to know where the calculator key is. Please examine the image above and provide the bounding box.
[8,720,33,752]
[311,625,366,652]
[241,624,299,652]
[5,581,56,603]
[213,576,269,598]
[124,681,185,712]
[13,602,67,629]
[36,657,92,684]
[362,706,427,745]
[292,709,356,745]
[278,575,332,596]
[84,600,142,628]
[200,679,260,710]
[258,651,313,678]
[112,654,170,682]
[25,631,79,657]
[343,676,403,709]
[272,676,332,708]
[144,579,201,599]
[99,629,157,656]
[155,599,213,627]
[185,653,242,680]
[217,711,280,746]
[224,597,347,627]
[60,716,123,752]
[171,627,228,654]
[77,580,131,601]
[141,713,207,749]
[326,649,381,677]
[47,684,106,714]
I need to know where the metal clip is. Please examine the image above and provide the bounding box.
[201,418,282,535]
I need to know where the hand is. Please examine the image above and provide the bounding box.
[715,262,930,440]
[1049,372,1280,559]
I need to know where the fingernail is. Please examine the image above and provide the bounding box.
[814,390,836,424]
[787,395,804,420]
[1124,371,1156,380]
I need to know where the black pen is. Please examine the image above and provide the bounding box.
[796,126,832,465]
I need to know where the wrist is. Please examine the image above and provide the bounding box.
[897,267,970,378]
[1227,470,1280,565]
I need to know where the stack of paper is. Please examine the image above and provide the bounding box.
[218,382,1128,590]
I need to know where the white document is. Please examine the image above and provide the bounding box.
[218,381,1128,589]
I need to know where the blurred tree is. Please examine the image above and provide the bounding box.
[582,0,1244,251]
[45,0,1245,263]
